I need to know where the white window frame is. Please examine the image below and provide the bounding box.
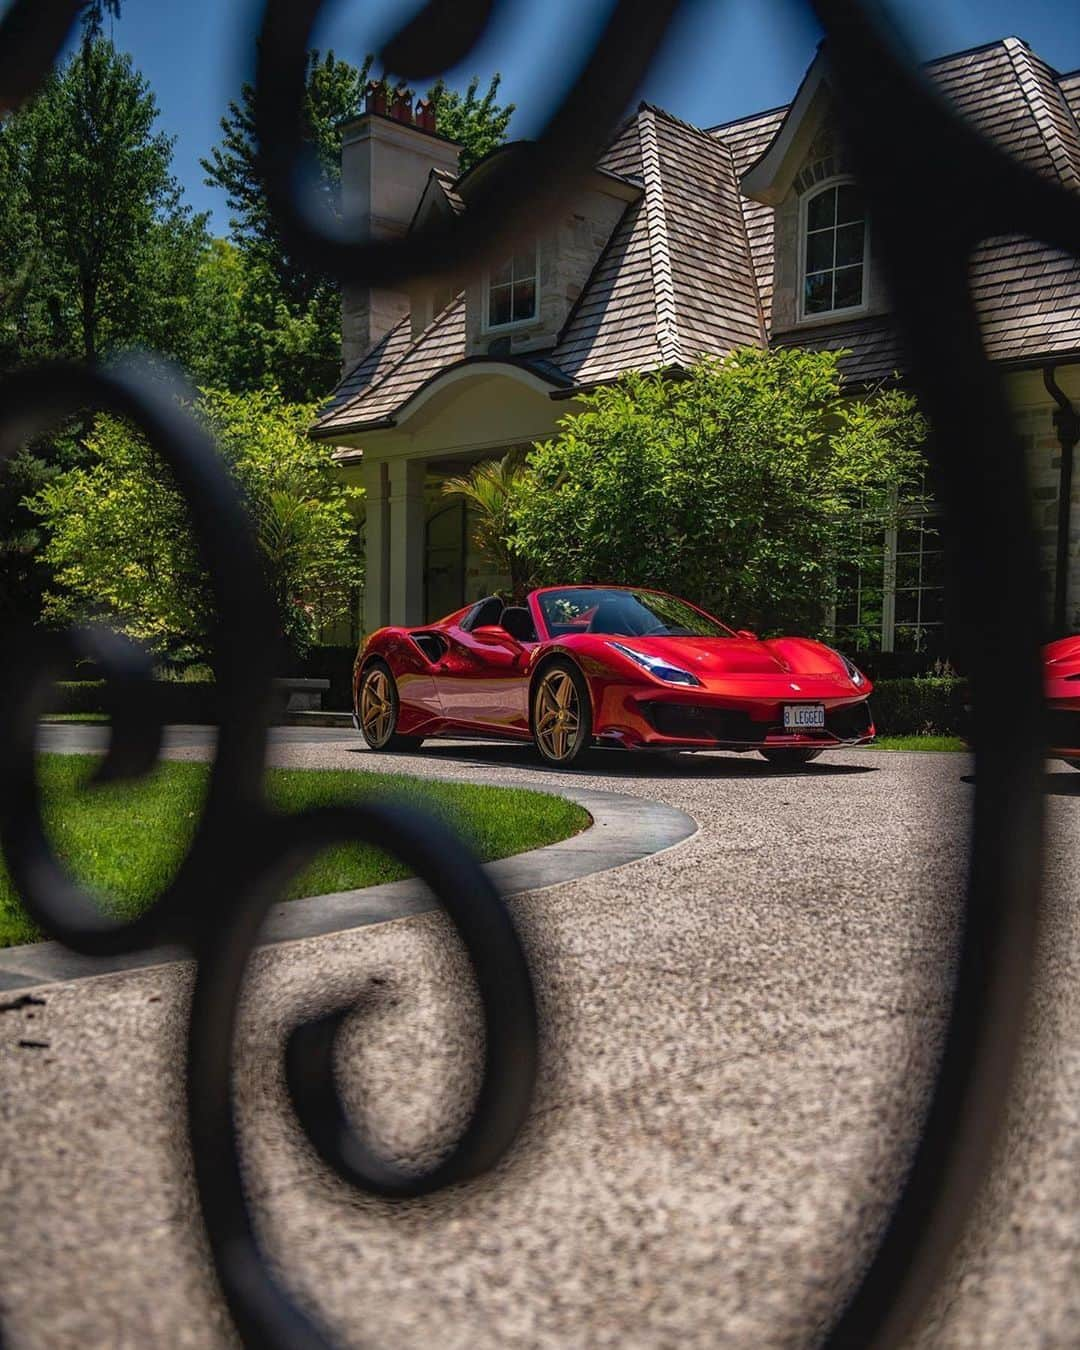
[797,176,869,325]
[831,490,945,654]
[482,240,540,334]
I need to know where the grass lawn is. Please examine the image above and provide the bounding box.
[40,713,111,723]
[0,755,590,949]
[869,735,968,751]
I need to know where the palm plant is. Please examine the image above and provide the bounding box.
[442,451,534,601]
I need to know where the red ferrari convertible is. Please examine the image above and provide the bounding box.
[1044,634,1080,767]
[353,585,874,768]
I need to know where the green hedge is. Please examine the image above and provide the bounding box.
[47,674,969,738]
[870,676,968,738]
[48,680,220,724]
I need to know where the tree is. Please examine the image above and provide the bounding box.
[187,239,339,405]
[511,349,928,636]
[442,452,534,601]
[200,54,514,401]
[428,74,514,170]
[30,388,364,661]
[0,37,209,366]
[0,36,210,628]
[80,1,121,39]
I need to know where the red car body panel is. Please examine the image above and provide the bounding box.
[1044,635,1080,760]
[354,585,875,753]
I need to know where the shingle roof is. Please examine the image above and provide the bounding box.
[772,317,906,386]
[757,38,1080,381]
[1059,70,1080,125]
[910,40,1080,370]
[316,104,768,432]
[709,107,786,329]
[430,166,466,215]
[314,37,1080,438]
[315,300,466,436]
[553,106,764,385]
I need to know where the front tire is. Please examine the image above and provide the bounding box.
[531,659,592,768]
[759,747,823,768]
[356,661,424,751]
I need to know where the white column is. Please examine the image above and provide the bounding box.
[388,457,427,625]
[362,458,389,634]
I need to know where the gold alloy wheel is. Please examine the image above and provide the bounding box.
[534,668,581,762]
[359,668,396,747]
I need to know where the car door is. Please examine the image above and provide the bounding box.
[434,623,532,734]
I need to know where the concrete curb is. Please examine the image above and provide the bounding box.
[0,784,697,992]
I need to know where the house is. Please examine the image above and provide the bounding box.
[311,37,1080,657]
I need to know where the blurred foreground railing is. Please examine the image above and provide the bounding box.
[1,1,1078,1346]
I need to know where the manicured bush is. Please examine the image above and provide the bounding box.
[870,676,968,738]
[47,679,220,724]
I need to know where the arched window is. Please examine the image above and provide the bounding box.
[802,179,867,317]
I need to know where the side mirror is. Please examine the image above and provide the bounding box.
[472,624,519,645]
[736,629,759,641]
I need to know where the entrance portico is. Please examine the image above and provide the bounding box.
[329,361,581,632]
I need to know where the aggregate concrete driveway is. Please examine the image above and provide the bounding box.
[1,728,1078,1347]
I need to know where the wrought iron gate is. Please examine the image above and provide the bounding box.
[1,1,1077,1346]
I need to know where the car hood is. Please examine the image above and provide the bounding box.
[1044,635,1080,672]
[1044,635,1080,695]
[609,636,799,676]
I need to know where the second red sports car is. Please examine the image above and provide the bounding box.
[353,585,873,768]
[1044,634,1080,768]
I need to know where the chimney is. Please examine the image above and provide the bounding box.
[340,87,461,373]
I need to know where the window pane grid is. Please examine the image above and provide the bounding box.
[803,183,866,316]
[488,247,537,328]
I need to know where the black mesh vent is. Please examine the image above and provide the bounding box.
[643,699,873,743]
[644,704,768,742]
[1046,707,1080,749]
[826,701,874,739]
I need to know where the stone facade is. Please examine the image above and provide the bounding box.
[339,113,461,372]
[462,181,631,359]
[1011,366,1080,631]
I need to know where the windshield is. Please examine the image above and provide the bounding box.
[536,588,733,639]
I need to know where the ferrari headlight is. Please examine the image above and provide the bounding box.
[609,641,703,686]
[834,650,865,686]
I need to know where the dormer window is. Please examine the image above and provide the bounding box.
[802,180,866,317]
[485,244,538,329]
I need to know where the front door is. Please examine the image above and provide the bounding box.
[425,501,466,623]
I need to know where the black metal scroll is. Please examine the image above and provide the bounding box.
[0,358,538,1348]
[0,0,1076,1346]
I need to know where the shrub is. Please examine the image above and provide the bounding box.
[870,676,968,737]
[47,679,219,723]
[513,349,928,636]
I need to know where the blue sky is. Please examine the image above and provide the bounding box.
[74,0,1080,234]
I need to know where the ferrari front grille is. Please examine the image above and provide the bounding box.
[643,704,768,742]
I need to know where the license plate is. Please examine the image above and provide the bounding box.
[783,704,825,730]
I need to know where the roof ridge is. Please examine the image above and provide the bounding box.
[717,134,768,345]
[638,101,715,142]
[923,36,1023,69]
[705,104,789,136]
[637,107,683,368]
[1003,37,1080,190]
